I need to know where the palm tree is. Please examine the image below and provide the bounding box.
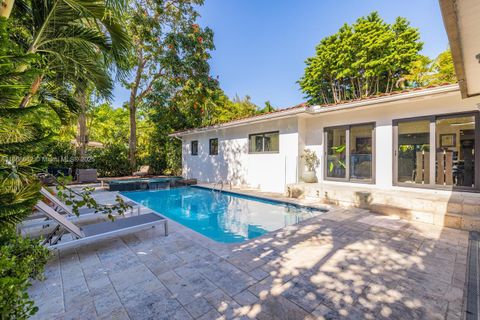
[9,0,131,163]
[10,0,130,109]
[1,3,130,316]
[0,17,44,227]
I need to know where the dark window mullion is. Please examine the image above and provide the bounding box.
[346,126,351,181]
[429,117,436,186]
[323,130,328,181]
[476,112,480,190]
[393,122,399,184]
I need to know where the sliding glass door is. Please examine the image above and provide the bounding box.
[350,124,374,181]
[396,119,430,184]
[394,112,479,191]
[435,114,476,188]
[324,123,375,183]
[325,127,347,179]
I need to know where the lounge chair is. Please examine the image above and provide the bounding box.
[76,168,98,183]
[34,201,168,249]
[133,165,150,177]
[40,187,140,217]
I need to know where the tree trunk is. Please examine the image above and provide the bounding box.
[19,74,43,108]
[321,90,327,104]
[128,52,144,171]
[385,72,391,93]
[128,102,137,170]
[330,80,338,103]
[76,90,88,163]
[0,0,15,18]
[356,78,362,99]
[350,78,357,99]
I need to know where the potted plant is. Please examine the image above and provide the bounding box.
[301,148,319,183]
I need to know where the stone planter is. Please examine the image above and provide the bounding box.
[301,170,317,183]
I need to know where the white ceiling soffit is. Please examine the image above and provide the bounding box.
[439,0,480,98]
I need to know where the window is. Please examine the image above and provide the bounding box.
[394,112,479,190]
[191,140,198,156]
[350,124,374,180]
[248,131,279,153]
[209,138,218,155]
[436,115,475,188]
[324,123,374,182]
[396,119,430,184]
[325,127,347,179]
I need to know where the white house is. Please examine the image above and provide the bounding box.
[171,0,480,230]
[171,84,480,230]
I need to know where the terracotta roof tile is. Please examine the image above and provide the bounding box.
[171,83,457,135]
[316,83,456,109]
[171,102,307,135]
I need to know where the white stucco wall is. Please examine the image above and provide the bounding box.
[180,90,480,193]
[182,117,300,192]
[304,91,480,188]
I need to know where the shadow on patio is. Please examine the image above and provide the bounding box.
[28,208,468,320]
[220,210,467,320]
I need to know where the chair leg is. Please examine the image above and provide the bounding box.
[42,225,61,245]
[51,229,67,245]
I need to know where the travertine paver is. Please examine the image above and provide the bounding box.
[28,195,469,320]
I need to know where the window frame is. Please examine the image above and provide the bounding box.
[191,140,198,156]
[323,122,376,184]
[209,138,218,156]
[248,131,280,154]
[392,111,480,192]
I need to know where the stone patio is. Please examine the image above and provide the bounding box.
[28,190,469,320]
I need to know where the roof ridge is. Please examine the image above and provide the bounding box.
[170,83,458,135]
[315,82,456,108]
[170,102,307,135]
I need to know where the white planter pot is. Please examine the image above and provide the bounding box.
[301,170,317,183]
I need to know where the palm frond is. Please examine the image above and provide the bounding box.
[0,179,41,227]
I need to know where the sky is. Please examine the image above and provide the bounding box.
[112,0,449,109]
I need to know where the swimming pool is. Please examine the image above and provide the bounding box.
[121,187,326,243]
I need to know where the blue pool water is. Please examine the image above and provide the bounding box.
[122,187,326,243]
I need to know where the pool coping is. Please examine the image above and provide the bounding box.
[118,193,237,256]
[193,184,330,212]
[118,186,330,253]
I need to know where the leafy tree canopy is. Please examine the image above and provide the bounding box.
[122,0,218,168]
[405,49,456,87]
[0,17,51,319]
[299,12,424,104]
[9,0,130,111]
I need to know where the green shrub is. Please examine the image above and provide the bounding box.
[41,140,77,176]
[45,140,77,169]
[148,136,182,176]
[88,144,131,177]
[0,230,49,320]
